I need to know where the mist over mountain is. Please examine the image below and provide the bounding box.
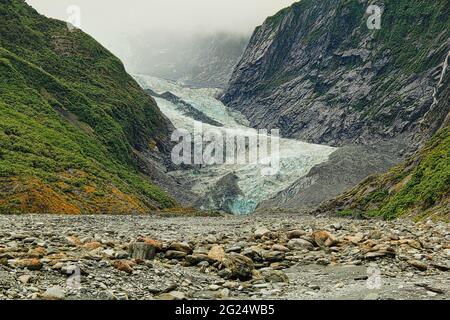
[124,32,249,88]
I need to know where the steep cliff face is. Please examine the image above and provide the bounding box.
[222,0,450,147]
[317,55,450,220]
[0,0,181,214]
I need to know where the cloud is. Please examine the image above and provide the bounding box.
[25,0,297,69]
[26,0,297,34]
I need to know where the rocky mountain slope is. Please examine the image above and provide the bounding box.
[0,0,182,214]
[222,0,450,147]
[318,60,450,220]
[223,0,449,215]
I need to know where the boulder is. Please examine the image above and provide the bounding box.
[208,245,226,262]
[287,239,314,251]
[407,259,428,271]
[286,230,306,239]
[312,231,338,247]
[168,242,192,254]
[157,291,186,300]
[113,260,134,274]
[254,227,271,239]
[165,250,187,260]
[82,241,103,251]
[42,286,65,300]
[262,270,289,283]
[271,244,289,252]
[222,253,254,281]
[8,258,42,270]
[185,254,215,266]
[262,251,285,262]
[128,242,156,260]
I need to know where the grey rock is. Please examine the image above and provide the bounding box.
[287,239,314,251]
[254,227,271,239]
[42,286,65,300]
[165,250,187,260]
[128,242,156,260]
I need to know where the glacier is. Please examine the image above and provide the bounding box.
[134,74,337,214]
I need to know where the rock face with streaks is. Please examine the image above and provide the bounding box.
[222,0,450,148]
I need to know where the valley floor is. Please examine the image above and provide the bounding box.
[0,214,448,300]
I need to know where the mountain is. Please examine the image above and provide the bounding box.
[222,0,450,147]
[222,0,449,214]
[318,56,450,220]
[0,0,181,214]
[125,32,249,88]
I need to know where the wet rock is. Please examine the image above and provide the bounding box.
[364,250,395,260]
[262,270,289,283]
[62,264,88,276]
[242,247,264,262]
[169,242,192,254]
[8,258,42,270]
[115,251,129,259]
[142,238,163,251]
[287,239,314,251]
[226,245,242,253]
[128,242,156,260]
[158,291,186,300]
[148,283,178,294]
[222,253,254,281]
[263,251,285,262]
[113,260,134,274]
[415,283,445,294]
[42,286,65,300]
[18,275,32,284]
[272,244,289,252]
[186,254,215,266]
[208,245,226,262]
[344,234,364,244]
[83,241,103,251]
[254,227,271,239]
[312,231,338,247]
[165,250,187,260]
[330,223,342,231]
[431,262,450,272]
[286,230,306,239]
[407,260,428,271]
[316,258,331,266]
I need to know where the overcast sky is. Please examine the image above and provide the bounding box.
[26,0,297,36]
[25,0,297,70]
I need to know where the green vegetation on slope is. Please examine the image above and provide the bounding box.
[0,0,176,214]
[253,0,450,117]
[321,125,449,220]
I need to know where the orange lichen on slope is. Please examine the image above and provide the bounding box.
[0,176,151,215]
[0,177,81,214]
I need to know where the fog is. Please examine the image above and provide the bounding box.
[25,0,297,79]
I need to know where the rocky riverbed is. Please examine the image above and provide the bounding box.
[0,214,448,300]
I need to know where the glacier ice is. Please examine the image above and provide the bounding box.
[134,74,337,214]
